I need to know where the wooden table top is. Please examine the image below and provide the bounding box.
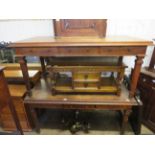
[24,77,137,106]
[4,70,40,78]
[1,63,41,70]
[0,66,5,71]
[8,84,26,98]
[9,36,153,47]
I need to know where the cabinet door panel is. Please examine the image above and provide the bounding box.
[147,90,155,129]
[54,19,107,37]
[138,85,153,119]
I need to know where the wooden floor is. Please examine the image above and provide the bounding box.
[0,109,153,135]
[16,110,154,135]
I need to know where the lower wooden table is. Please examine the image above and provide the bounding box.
[24,77,142,134]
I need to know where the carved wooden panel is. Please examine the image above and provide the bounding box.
[53,19,107,37]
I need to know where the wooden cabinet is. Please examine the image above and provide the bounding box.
[138,69,155,132]
[0,67,23,134]
[0,84,32,131]
[0,69,41,131]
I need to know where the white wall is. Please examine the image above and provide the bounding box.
[0,20,54,42]
[107,20,155,69]
[0,19,154,70]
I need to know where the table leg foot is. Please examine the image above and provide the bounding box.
[120,109,131,135]
[30,108,40,133]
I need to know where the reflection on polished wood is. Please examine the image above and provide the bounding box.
[9,36,153,47]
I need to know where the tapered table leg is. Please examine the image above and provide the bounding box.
[17,56,31,95]
[30,107,40,133]
[129,56,143,98]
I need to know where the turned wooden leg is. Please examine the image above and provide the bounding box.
[120,109,131,135]
[116,56,124,95]
[40,57,46,76]
[17,56,31,95]
[129,56,143,98]
[116,68,125,96]
[118,56,123,65]
[30,107,40,133]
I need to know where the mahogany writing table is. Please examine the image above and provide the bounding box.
[9,36,153,98]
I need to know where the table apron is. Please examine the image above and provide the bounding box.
[24,102,136,110]
[15,46,147,57]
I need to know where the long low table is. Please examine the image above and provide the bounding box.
[24,77,142,134]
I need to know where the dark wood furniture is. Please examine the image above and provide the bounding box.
[24,77,141,134]
[0,67,23,134]
[148,46,155,70]
[137,47,155,132]
[9,36,152,98]
[0,68,41,132]
[0,84,32,131]
[8,19,152,134]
